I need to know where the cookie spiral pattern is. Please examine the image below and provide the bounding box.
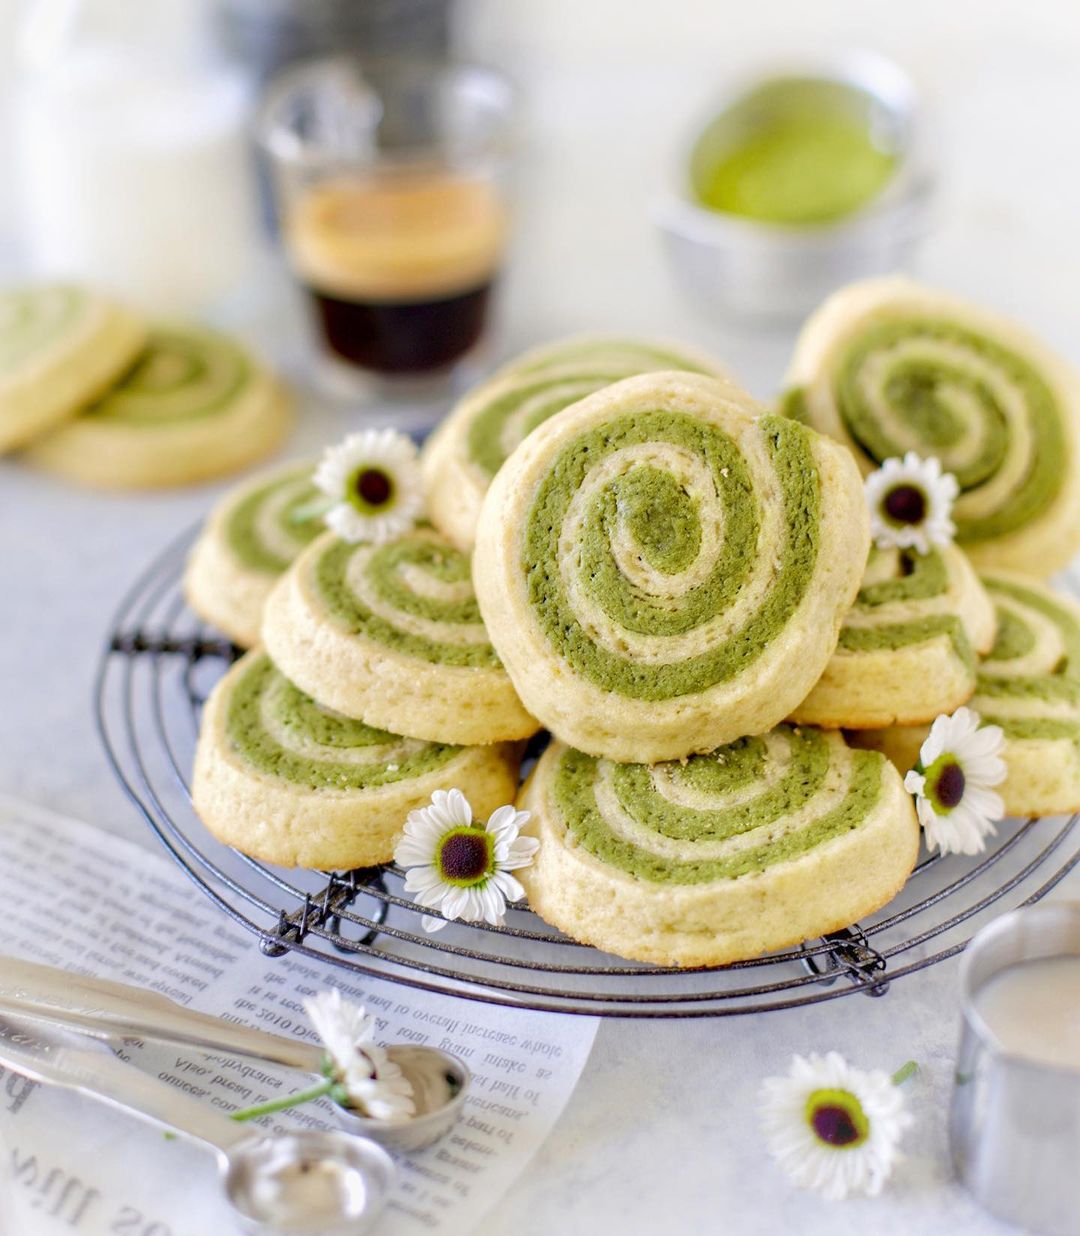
[0,284,146,452]
[502,334,725,381]
[791,543,996,729]
[473,370,869,763]
[782,276,1080,575]
[25,323,291,487]
[183,462,321,648]
[192,651,521,869]
[422,334,729,549]
[89,324,255,424]
[0,285,83,374]
[853,571,1080,816]
[517,730,919,967]
[262,528,538,745]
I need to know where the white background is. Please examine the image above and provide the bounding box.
[3,1,1080,1232]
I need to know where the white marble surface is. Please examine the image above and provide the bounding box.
[4,2,1080,1232]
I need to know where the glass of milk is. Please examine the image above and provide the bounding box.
[951,901,1080,1236]
[13,0,263,314]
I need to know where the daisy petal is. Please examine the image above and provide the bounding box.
[492,869,525,903]
[394,839,435,867]
[444,788,473,828]
[479,881,507,925]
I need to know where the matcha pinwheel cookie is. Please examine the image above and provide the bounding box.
[517,729,919,967]
[790,544,996,729]
[473,370,869,764]
[193,652,521,869]
[852,572,1080,817]
[498,333,726,380]
[262,527,539,746]
[184,461,321,648]
[0,284,145,453]
[782,276,1080,575]
[24,323,291,488]
[421,333,730,550]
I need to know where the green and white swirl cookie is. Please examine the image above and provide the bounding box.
[184,461,321,648]
[0,284,145,453]
[791,543,996,729]
[518,728,919,967]
[473,370,870,764]
[782,276,1080,576]
[193,651,522,869]
[262,527,538,746]
[421,334,730,549]
[497,334,727,380]
[852,571,1080,817]
[25,323,291,488]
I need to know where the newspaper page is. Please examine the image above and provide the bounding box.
[0,795,598,1236]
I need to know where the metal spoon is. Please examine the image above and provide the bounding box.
[0,954,325,1070]
[0,955,469,1150]
[0,1015,395,1235]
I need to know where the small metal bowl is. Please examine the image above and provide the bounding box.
[334,1045,470,1153]
[655,51,935,321]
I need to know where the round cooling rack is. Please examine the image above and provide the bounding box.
[93,524,1080,1018]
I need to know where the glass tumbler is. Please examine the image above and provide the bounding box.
[259,57,517,403]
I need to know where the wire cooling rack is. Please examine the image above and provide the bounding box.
[94,524,1080,1018]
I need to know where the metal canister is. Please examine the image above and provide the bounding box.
[951,901,1080,1236]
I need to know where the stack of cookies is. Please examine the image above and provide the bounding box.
[186,285,1080,969]
[786,276,1080,822]
[0,283,290,487]
[186,336,734,874]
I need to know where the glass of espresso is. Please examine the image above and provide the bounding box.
[259,58,515,401]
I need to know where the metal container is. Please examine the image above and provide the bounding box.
[214,0,454,87]
[336,1045,471,1152]
[950,901,1080,1236]
[655,51,935,322]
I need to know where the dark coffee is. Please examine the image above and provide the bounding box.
[305,280,494,374]
[286,172,506,376]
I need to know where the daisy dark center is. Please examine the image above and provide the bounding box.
[928,757,967,811]
[883,483,927,526]
[437,828,493,885]
[805,1088,869,1149]
[349,465,394,512]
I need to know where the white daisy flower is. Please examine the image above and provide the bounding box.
[394,788,540,933]
[904,706,1007,856]
[302,988,415,1122]
[760,1052,914,1201]
[864,452,959,554]
[313,428,424,545]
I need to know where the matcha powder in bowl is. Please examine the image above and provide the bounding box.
[693,103,898,226]
[655,52,936,320]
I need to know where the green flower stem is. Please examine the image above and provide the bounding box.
[892,1060,918,1086]
[230,1078,337,1123]
[288,495,335,525]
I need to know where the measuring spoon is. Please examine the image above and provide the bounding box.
[0,955,469,1150]
[0,1015,395,1235]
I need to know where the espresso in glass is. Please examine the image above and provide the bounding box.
[286,172,507,377]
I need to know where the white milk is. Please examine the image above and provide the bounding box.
[14,42,261,312]
[974,955,1080,1071]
